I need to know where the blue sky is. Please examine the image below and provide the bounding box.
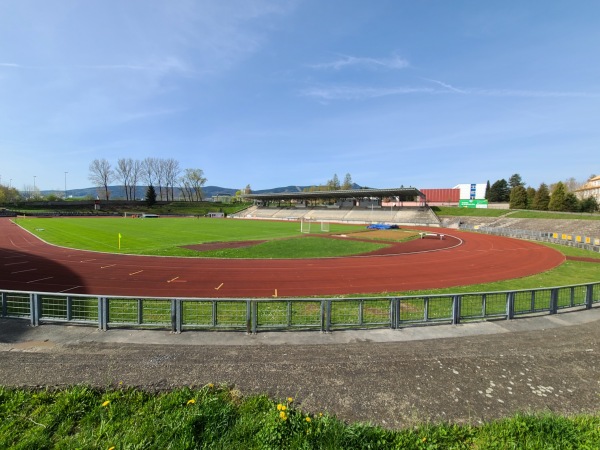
[1,0,599,193]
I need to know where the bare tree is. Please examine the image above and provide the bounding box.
[179,168,207,201]
[130,159,142,200]
[164,158,181,201]
[88,159,114,200]
[141,157,157,188]
[155,159,166,200]
[115,158,133,200]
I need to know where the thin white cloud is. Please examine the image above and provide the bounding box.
[310,54,409,71]
[301,85,434,101]
[302,80,600,102]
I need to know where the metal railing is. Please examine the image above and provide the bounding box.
[2,282,598,333]
[460,224,600,253]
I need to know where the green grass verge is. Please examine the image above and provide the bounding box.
[433,206,600,220]
[1,386,598,449]
[432,206,508,217]
[14,217,377,258]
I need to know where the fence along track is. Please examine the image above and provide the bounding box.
[2,282,599,333]
[2,227,599,334]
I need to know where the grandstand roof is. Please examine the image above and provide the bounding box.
[242,187,425,202]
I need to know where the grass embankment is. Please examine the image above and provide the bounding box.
[434,206,600,220]
[2,386,598,449]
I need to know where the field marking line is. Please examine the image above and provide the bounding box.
[27,277,53,284]
[167,276,179,283]
[80,259,96,263]
[12,268,37,274]
[4,261,28,266]
[215,282,224,290]
[59,286,82,293]
[129,270,143,276]
[101,264,116,269]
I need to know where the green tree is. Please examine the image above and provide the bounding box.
[508,173,525,190]
[488,179,509,202]
[548,182,567,211]
[580,196,599,213]
[532,183,550,210]
[484,180,491,200]
[509,185,528,209]
[526,187,536,209]
[145,184,157,207]
[342,173,353,190]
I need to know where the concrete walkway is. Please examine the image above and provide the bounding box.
[1,308,599,429]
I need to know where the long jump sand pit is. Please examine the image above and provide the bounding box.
[0,219,565,298]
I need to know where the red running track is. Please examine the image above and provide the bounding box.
[0,218,565,298]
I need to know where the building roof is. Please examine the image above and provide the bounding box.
[241,187,425,202]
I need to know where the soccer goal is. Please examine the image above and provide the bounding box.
[300,218,312,234]
[124,212,143,218]
[320,221,330,232]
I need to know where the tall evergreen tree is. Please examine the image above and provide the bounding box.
[526,187,536,209]
[532,183,550,210]
[484,180,491,200]
[509,185,528,209]
[548,182,567,211]
[488,179,509,202]
[508,173,525,190]
[145,184,157,207]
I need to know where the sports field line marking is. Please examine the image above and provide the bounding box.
[101,264,116,269]
[4,261,28,266]
[215,282,224,290]
[59,286,82,293]
[80,259,96,263]
[129,270,143,276]
[27,277,53,284]
[167,277,179,283]
[12,268,37,274]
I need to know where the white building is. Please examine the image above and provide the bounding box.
[575,175,600,203]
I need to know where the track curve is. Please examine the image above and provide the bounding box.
[0,218,565,298]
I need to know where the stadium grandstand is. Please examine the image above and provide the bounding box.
[236,187,441,226]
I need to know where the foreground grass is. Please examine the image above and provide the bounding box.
[1,386,598,450]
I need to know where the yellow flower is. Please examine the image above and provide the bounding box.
[277,403,283,411]
[422,437,427,443]
[187,399,196,405]
[108,447,115,450]
[101,400,110,407]
[287,397,293,403]
[207,383,214,389]
[319,413,323,417]
[279,411,288,420]
[281,405,287,411]
[305,417,311,422]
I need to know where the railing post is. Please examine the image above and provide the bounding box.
[452,295,461,325]
[550,288,558,315]
[30,293,40,326]
[585,284,594,310]
[358,299,364,326]
[506,292,515,320]
[171,299,182,333]
[390,298,398,329]
[98,297,108,331]
[137,299,143,324]
[321,300,331,333]
[66,296,72,321]
[248,300,257,334]
[1,292,7,318]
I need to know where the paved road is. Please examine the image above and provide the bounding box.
[1,308,599,429]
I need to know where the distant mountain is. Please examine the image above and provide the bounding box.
[42,183,363,200]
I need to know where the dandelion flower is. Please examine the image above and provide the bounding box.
[101,400,110,407]
[281,405,287,411]
[305,417,311,422]
[108,447,115,450]
[187,399,196,405]
[207,383,214,389]
[422,437,427,443]
[287,397,293,403]
[279,411,287,420]
[277,403,283,411]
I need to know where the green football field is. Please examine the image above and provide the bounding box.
[14,217,387,258]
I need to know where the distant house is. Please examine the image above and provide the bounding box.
[575,175,600,203]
